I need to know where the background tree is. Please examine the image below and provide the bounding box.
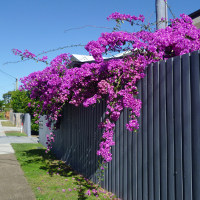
[10,90,39,134]
[3,91,13,104]
[11,90,29,113]
[0,100,4,111]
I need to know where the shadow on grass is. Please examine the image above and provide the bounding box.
[23,148,99,200]
[74,176,99,200]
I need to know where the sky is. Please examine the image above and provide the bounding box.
[0,0,199,99]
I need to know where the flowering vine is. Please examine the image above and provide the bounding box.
[15,13,200,162]
[12,49,49,64]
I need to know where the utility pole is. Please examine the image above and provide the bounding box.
[16,78,18,91]
[156,0,168,29]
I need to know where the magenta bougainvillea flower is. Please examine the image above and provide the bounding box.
[15,13,200,163]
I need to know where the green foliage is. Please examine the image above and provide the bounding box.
[10,90,29,113]
[4,107,11,111]
[31,119,39,133]
[0,100,4,110]
[10,90,40,134]
[3,91,13,104]
[0,112,6,120]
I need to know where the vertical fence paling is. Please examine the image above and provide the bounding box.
[137,79,142,200]
[147,64,154,200]
[142,64,148,200]
[190,51,200,200]
[166,57,175,200]
[153,61,160,200]
[160,60,167,200]
[174,55,183,200]
[182,53,192,200]
[39,51,200,200]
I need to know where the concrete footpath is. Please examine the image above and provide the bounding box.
[0,120,37,200]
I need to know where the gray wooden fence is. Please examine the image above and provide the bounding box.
[39,50,200,200]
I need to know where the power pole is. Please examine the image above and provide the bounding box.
[156,0,168,29]
[16,78,18,91]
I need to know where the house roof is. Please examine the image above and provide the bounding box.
[71,50,132,63]
[70,54,95,62]
[69,51,133,68]
[189,9,200,29]
[189,9,200,19]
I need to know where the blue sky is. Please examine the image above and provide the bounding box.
[0,0,199,99]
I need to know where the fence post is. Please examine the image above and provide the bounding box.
[25,114,31,137]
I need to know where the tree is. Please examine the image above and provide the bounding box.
[10,90,29,113]
[0,100,4,111]
[10,90,39,134]
[3,91,13,104]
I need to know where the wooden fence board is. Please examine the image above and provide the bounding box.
[123,108,128,200]
[115,117,120,197]
[159,60,167,200]
[137,80,142,200]
[142,70,148,200]
[174,55,183,200]
[119,110,124,199]
[147,64,154,200]
[182,53,192,200]
[153,62,160,200]
[190,51,200,200]
[166,57,175,200]
[127,110,133,200]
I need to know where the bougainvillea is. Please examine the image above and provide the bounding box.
[16,13,200,161]
[12,49,49,64]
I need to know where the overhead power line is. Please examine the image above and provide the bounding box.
[0,68,16,79]
[64,25,113,32]
[0,68,18,91]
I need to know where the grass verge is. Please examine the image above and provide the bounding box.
[1,121,15,127]
[12,143,116,200]
[5,131,27,137]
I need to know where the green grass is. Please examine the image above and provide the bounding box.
[5,131,27,137]
[12,143,116,200]
[1,121,15,127]
[0,112,6,120]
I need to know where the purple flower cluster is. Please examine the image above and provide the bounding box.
[98,80,111,95]
[12,49,22,55]
[20,53,72,125]
[12,49,36,58]
[85,31,135,62]
[107,12,145,23]
[133,14,200,59]
[97,119,115,162]
[46,132,55,153]
[12,49,49,63]
[22,49,36,58]
[38,56,48,62]
[16,13,200,163]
